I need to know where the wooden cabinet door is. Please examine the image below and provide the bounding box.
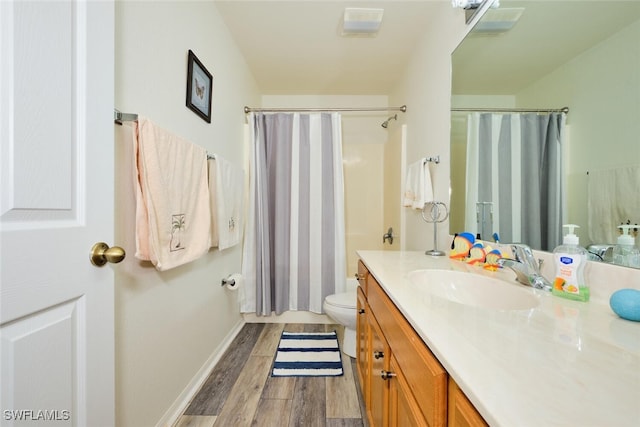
[356,287,369,405]
[389,355,429,427]
[448,378,488,427]
[368,312,390,427]
[368,274,448,426]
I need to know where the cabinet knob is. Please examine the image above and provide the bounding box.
[355,272,365,280]
[358,308,365,314]
[373,351,384,359]
[381,370,397,380]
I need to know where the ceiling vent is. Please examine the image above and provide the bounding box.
[472,7,524,34]
[342,8,384,36]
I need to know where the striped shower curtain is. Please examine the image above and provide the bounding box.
[464,112,565,251]
[241,112,347,315]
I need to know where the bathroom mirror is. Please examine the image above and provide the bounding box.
[463,0,491,24]
[450,0,640,259]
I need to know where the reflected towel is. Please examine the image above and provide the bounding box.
[587,166,640,244]
[209,155,244,250]
[403,160,434,209]
[134,118,211,270]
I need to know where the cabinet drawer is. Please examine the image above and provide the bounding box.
[357,259,368,295]
[368,278,448,427]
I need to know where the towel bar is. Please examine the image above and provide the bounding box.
[423,155,440,164]
[115,108,216,161]
[114,109,138,125]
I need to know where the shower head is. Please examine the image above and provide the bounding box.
[381,114,398,128]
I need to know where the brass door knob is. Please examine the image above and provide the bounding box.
[90,242,126,266]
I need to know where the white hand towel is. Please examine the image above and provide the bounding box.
[208,155,244,250]
[134,118,211,271]
[403,160,434,209]
[587,166,640,244]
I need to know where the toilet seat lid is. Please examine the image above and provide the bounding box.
[325,291,357,309]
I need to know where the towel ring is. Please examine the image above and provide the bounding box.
[422,201,449,256]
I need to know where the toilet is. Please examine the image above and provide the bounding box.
[323,291,357,358]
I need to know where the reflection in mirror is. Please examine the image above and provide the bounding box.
[453,0,492,24]
[450,0,640,265]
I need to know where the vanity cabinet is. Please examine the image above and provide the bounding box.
[356,287,369,407]
[368,309,390,426]
[389,354,430,427]
[447,378,488,427]
[356,260,369,397]
[357,261,487,427]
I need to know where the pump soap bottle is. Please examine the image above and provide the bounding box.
[552,224,589,302]
[613,225,640,268]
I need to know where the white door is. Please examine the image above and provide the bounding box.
[1,1,115,426]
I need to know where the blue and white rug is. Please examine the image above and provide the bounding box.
[271,331,344,377]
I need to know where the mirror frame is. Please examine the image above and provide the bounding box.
[464,0,492,24]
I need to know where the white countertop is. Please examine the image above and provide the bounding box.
[357,250,640,427]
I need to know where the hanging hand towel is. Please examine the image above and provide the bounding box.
[208,155,244,250]
[134,118,211,271]
[587,166,640,244]
[403,160,434,209]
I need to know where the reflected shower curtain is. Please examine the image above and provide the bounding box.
[465,112,565,251]
[241,112,346,315]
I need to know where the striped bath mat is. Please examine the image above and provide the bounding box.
[271,331,344,377]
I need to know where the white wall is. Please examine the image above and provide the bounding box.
[389,3,472,252]
[114,2,260,426]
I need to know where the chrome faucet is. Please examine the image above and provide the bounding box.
[498,244,552,291]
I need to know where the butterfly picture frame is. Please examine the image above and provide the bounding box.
[186,50,212,123]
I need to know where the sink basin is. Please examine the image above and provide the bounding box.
[407,269,539,310]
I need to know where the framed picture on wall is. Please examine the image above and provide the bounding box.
[186,50,212,123]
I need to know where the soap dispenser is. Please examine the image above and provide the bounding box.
[613,224,640,268]
[552,224,589,302]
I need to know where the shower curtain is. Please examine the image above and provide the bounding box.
[241,112,347,315]
[465,112,565,251]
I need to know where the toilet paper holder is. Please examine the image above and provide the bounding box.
[221,275,236,287]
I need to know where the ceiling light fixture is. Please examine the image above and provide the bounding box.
[342,8,384,36]
[472,7,524,34]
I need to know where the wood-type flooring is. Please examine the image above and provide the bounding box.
[173,323,368,427]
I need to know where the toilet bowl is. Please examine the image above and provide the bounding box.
[323,291,357,358]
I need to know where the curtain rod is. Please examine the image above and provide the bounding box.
[243,105,407,114]
[451,107,569,114]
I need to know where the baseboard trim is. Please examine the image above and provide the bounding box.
[243,311,331,324]
[156,318,246,427]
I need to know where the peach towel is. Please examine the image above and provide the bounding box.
[134,118,211,270]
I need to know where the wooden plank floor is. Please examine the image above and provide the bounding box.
[175,323,368,427]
